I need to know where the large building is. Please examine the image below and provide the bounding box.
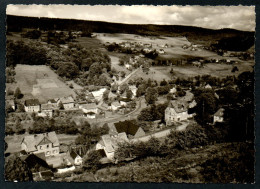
[21,132,60,157]
[165,100,193,126]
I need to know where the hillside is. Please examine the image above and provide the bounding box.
[6,15,255,48]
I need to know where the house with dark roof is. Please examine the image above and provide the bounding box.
[66,150,83,166]
[24,99,40,112]
[165,100,193,126]
[21,131,60,157]
[213,108,225,124]
[114,120,145,138]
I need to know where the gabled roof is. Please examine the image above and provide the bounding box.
[214,108,225,117]
[80,103,97,109]
[22,132,60,152]
[168,100,188,113]
[24,99,40,106]
[92,88,107,98]
[48,99,57,103]
[114,120,141,136]
[108,123,118,135]
[59,96,74,104]
[41,103,56,110]
[70,150,80,160]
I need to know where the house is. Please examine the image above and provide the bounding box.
[114,120,145,139]
[58,96,75,110]
[21,131,60,157]
[66,151,83,166]
[96,132,129,160]
[213,108,225,124]
[24,99,40,112]
[91,88,107,102]
[165,100,193,126]
[85,112,96,119]
[79,103,98,114]
[108,91,118,100]
[41,103,56,117]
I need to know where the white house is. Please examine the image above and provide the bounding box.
[24,99,40,112]
[67,151,83,166]
[165,100,193,126]
[91,88,107,102]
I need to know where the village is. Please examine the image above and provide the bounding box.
[4,10,255,183]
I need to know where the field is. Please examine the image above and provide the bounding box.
[6,64,76,103]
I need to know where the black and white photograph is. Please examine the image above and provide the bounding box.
[4,4,255,183]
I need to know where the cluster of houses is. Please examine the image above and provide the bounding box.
[104,40,166,55]
[7,84,138,119]
[18,119,146,180]
[165,87,225,126]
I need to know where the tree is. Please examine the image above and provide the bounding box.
[5,154,33,181]
[145,87,158,104]
[57,62,79,79]
[83,150,103,172]
[14,87,22,99]
[194,89,217,126]
[102,89,109,101]
[126,89,133,99]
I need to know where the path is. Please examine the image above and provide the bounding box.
[131,122,188,143]
[117,67,141,86]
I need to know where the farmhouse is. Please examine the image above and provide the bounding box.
[213,108,225,124]
[165,100,193,126]
[24,99,40,112]
[21,131,60,157]
[58,96,75,110]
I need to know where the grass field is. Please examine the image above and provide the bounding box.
[6,64,76,103]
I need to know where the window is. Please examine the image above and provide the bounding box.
[46,144,49,148]
[39,146,42,150]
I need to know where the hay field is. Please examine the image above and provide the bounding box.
[9,64,76,103]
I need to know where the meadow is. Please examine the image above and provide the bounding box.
[6,64,76,103]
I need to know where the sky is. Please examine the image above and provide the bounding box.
[6,5,255,31]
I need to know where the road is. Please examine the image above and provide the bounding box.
[131,122,188,143]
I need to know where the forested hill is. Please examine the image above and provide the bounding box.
[7,15,255,48]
